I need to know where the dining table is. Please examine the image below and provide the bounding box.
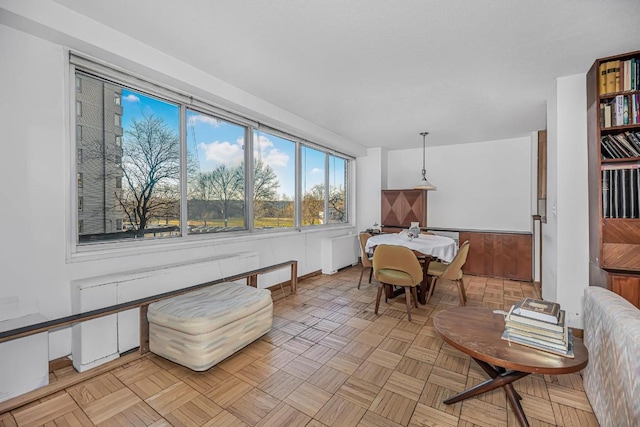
[365,232,458,304]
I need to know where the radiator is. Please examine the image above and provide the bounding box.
[71,252,259,372]
[428,230,460,247]
[321,235,359,274]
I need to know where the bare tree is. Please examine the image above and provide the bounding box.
[328,185,346,222]
[204,164,243,227]
[117,114,180,234]
[250,159,279,220]
[302,183,325,225]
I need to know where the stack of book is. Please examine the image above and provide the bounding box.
[600,132,640,159]
[502,298,574,358]
[598,58,639,95]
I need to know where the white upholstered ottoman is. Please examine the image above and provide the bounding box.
[147,282,273,371]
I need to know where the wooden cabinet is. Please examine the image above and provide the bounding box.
[459,231,532,281]
[609,274,640,308]
[381,189,428,229]
[587,51,640,308]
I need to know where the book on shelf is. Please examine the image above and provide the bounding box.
[506,302,566,333]
[603,102,612,128]
[623,95,630,125]
[615,59,621,92]
[605,60,617,94]
[613,95,624,126]
[603,171,609,218]
[600,139,615,159]
[601,165,640,219]
[611,171,620,218]
[614,134,640,157]
[501,328,575,358]
[513,297,561,324]
[632,168,637,219]
[601,136,622,158]
[622,169,628,217]
[625,131,640,152]
[599,62,607,95]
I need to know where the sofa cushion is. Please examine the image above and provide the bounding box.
[583,286,640,426]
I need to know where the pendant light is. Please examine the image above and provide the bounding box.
[415,131,436,190]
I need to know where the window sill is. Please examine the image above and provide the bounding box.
[67,223,355,263]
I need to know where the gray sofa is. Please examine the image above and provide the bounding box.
[583,286,640,426]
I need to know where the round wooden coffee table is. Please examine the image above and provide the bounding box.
[433,307,588,427]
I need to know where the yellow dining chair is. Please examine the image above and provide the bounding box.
[373,244,423,321]
[426,240,470,305]
[358,232,374,289]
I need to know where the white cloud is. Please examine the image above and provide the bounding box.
[123,94,140,103]
[261,149,289,167]
[254,134,289,168]
[199,141,243,166]
[311,167,323,174]
[188,114,221,127]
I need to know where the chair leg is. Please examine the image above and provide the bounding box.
[411,287,418,308]
[404,288,412,322]
[358,267,365,289]
[456,278,467,306]
[368,268,373,283]
[375,283,384,315]
[427,276,438,304]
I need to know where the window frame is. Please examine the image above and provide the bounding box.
[68,53,353,257]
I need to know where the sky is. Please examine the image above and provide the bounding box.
[122,89,344,198]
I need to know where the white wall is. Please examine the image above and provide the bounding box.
[356,147,384,231]
[387,137,533,232]
[544,74,590,329]
[0,20,357,360]
[544,81,559,303]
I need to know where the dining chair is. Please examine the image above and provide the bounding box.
[358,232,374,289]
[373,244,423,321]
[426,240,470,306]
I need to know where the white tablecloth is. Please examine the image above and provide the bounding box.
[365,233,458,263]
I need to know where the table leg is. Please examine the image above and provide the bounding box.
[505,383,529,427]
[476,360,522,401]
[443,358,530,427]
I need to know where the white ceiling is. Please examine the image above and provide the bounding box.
[52,0,640,150]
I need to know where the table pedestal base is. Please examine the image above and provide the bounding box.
[443,358,531,427]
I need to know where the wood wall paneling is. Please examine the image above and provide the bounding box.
[537,130,547,200]
[459,231,532,281]
[609,274,640,308]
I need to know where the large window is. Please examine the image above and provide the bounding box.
[187,109,246,234]
[328,155,348,224]
[253,130,296,229]
[72,60,350,247]
[301,145,326,226]
[75,71,180,243]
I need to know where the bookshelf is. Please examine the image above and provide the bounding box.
[587,50,640,308]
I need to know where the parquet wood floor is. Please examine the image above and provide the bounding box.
[0,267,598,427]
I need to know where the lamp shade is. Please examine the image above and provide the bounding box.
[415,177,436,191]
